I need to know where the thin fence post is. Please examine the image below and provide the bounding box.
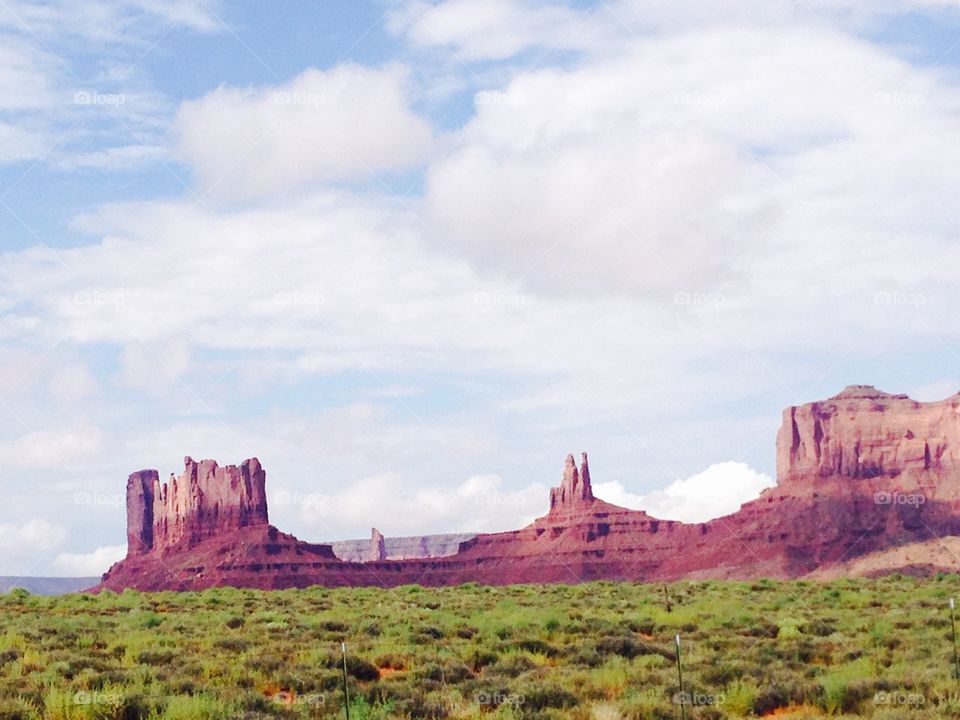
[675,634,687,720]
[951,599,959,688]
[341,641,350,720]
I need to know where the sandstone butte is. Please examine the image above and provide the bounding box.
[96,386,960,591]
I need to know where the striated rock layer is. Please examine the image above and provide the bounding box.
[127,457,268,555]
[330,532,475,562]
[97,386,960,591]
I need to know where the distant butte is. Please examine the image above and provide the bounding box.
[96,386,960,591]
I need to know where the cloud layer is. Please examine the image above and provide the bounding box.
[2,0,960,574]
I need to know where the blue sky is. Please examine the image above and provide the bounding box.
[2,0,960,576]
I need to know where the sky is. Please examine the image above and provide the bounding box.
[2,0,960,577]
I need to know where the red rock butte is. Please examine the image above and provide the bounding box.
[97,386,960,591]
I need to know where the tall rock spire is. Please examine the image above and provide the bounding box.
[579,452,593,501]
[549,452,594,512]
[368,527,387,562]
[126,470,158,555]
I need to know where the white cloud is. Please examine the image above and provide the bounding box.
[0,0,224,40]
[0,519,67,551]
[121,342,190,395]
[424,25,960,300]
[0,0,220,172]
[0,38,55,110]
[53,544,126,576]
[1,425,104,469]
[0,120,50,162]
[172,64,434,201]
[0,520,67,574]
[389,0,605,60]
[0,350,44,397]
[391,0,960,60]
[282,472,548,539]
[595,462,774,523]
[54,145,166,171]
[48,363,99,403]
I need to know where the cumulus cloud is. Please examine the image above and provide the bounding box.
[0,520,67,574]
[48,363,99,403]
[0,120,50,162]
[173,64,434,201]
[594,462,774,523]
[121,342,190,395]
[279,473,549,539]
[0,519,67,551]
[1,426,104,469]
[276,460,772,539]
[53,544,126,576]
[424,25,960,300]
[0,39,55,110]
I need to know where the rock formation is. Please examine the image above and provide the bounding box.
[777,385,960,495]
[549,452,594,512]
[330,533,477,562]
[368,528,387,562]
[96,386,960,591]
[126,457,268,555]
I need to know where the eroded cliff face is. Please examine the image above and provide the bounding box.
[126,470,158,555]
[330,532,477,562]
[126,457,268,555]
[776,385,960,496]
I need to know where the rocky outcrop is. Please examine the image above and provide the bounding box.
[126,457,269,555]
[368,528,386,562]
[96,386,960,591]
[330,532,477,562]
[126,470,158,555]
[549,452,594,512]
[776,385,960,498]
